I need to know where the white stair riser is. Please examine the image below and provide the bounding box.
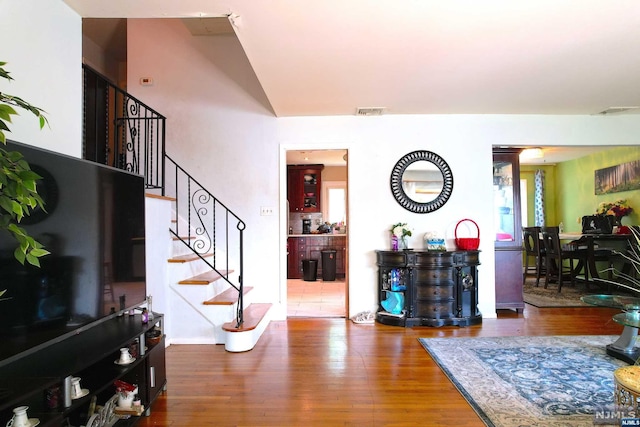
[167,282,254,344]
[170,283,253,309]
[167,258,214,285]
[224,311,272,352]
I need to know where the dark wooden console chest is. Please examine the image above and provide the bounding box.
[376,250,481,327]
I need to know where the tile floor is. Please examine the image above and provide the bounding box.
[287,278,346,318]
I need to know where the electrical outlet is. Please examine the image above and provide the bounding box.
[260,206,274,216]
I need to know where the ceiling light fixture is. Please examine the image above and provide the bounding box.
[520,148,544,160]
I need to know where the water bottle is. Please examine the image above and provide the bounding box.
[390,269,405,291]
[390,269,399,290]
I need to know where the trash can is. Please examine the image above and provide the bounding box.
[302,259,318,281]
[321,250,337,281]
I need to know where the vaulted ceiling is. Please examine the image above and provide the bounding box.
[67,0,640,118]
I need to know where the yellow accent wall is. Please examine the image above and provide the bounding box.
[557,147,640,232]
[522,147,640,232]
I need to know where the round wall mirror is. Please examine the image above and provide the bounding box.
[390,150,453,213]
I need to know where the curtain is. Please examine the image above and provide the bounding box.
[534,169,545,226]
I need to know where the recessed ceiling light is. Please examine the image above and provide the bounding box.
[520,148,544,160]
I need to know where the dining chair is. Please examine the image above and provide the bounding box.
[522,226,545,287]
[540,226,576,292]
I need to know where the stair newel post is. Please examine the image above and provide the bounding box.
[236,220,245,328]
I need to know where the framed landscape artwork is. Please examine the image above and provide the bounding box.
[595,159,640,195]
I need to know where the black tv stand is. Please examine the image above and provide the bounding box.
[0,312,166,426]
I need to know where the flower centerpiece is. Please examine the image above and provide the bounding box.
[596,199,633,225]
[390,222,412,250]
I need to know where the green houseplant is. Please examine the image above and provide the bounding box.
[0,61,50,267]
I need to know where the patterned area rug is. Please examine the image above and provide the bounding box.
[419,335,628,427]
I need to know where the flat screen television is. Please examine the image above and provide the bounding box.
[0,140,146,362]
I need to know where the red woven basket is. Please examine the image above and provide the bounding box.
[455,218,480,250]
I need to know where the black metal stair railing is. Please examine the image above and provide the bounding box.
[82,65,246,327]
[165,154,246,326]
[83,64,165,190]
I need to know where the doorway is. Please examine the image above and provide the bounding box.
[285,149,348,318]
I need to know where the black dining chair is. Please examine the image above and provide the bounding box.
[540,226,576,292]
[523,226,545,287]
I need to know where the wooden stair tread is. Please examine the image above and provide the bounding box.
[145,193,176,202]
[203,286,253,305]
[179,269,234,285]
[222,303,271,332]
[168,253,213,263]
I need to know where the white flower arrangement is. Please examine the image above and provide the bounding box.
[390,223,412,238]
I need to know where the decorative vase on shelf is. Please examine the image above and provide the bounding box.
[399,236,408,250]
[614,216,623,227]
[391,234,399,251]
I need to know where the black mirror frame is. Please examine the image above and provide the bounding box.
[390,150,454,213]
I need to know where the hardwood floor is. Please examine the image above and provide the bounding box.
[138,306,623,426]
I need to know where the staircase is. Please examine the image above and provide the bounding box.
[164,226,271,352]
[84,65,271,351]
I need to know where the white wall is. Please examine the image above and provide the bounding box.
[276,115,640,317]
[0,0,82,157]
[126,18,640,322]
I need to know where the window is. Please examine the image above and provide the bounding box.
[322,181,347,225]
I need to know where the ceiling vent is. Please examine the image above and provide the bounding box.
[356,107,385,116]
[596,106,640,115]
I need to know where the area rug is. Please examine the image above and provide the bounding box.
[419,335,628,427]
[522,276,632,308]
[522,278,591,307]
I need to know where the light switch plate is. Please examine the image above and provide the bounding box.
[260,206,274,216]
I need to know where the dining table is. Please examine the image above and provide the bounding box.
[558,232,633,284]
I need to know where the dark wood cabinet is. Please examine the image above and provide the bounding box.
[334,238,346,276]
[287,165,324,213]
[287,237,306,279]
[287,236,346,279]
[493,148,524,311]
[0,313,166,426]
[376,250,481,327]
[144,334,166,409]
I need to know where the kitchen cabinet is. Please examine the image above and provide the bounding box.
[493,148,524,311]
[287,165,324,213]
[287,236,346,279]
[287,237,306,279]
[375,250,481,327]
